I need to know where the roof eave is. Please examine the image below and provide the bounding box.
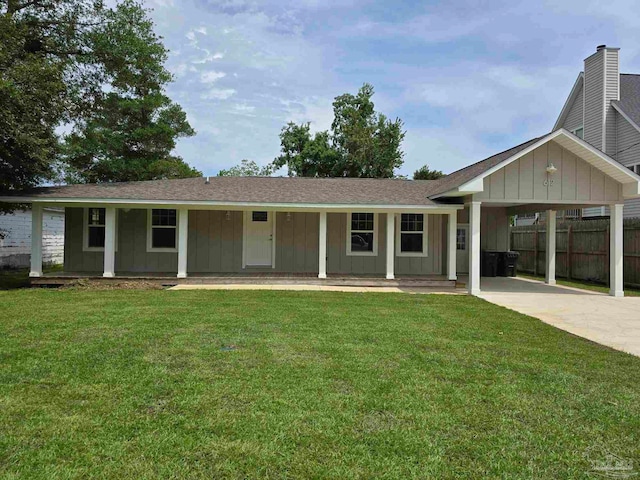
[0,196,464,211]
[611,102,640,135]
[553,72,584,131]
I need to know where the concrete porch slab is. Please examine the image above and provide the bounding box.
[168,284,465,294]
[478,276,640,357]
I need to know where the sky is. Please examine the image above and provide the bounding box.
[145,0,640,177]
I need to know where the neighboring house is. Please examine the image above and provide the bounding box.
[0,208,64,269]
[2,129,639,297]
[554,44,640,219]
[514,209,581,226]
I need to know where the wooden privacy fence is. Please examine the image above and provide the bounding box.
[510,219,640,288]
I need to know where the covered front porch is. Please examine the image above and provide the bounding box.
[26,204,462,287]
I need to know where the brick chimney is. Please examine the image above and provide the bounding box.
[583,45,620,155]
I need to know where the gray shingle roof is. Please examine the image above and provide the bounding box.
[614,74,640,127]
[427,136,544,197]
[3,136,556,205]
[6,176,445,206]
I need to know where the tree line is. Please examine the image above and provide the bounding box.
[1,0,444,214]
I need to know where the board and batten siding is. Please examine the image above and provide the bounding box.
[455,206,509,251]
[583,51,604,150]
[562,86,584,132]
[474,141,623,203]
[616,116,640,218]
[65,208,445,275]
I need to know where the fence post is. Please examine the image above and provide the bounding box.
[567,225,573,280]
[533,227,539,276]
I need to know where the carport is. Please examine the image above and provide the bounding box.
[431,129,640,296]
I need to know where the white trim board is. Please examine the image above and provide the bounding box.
[0,198,463,214]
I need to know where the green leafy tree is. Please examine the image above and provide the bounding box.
[218,159,272,177]
[272,84,405,178]
[413,165,445,180]
[272,123,342,177]
[62,0,198,183]
[0,0,198,208]
[0,3,68,202]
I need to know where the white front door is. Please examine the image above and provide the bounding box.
[456,224,469,274]
[245,211,274,267]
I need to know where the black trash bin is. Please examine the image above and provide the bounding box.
[497,251,520,277]
[481,251,499,277]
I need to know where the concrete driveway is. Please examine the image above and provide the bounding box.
[478,276,640,357]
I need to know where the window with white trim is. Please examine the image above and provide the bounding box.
[84,207,105,251]
[347,213,377,256]
[627,164,640,175]
[571,126,584,139]
[147,209,177,251]
[396,213,428,257]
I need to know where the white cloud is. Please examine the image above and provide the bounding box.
[192,49,225,64]
[194,26,208,35]
[203,88,237,100]
[231,103,256,115]
[200,70,226,83]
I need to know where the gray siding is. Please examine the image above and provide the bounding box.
[475,141,623,203]
[186,211,319,273]
[563,86,584,132]
[616,116,640,218]
[65,208,446,275]
[65,208,104,272]
[584,51,604,150]
[604,49,619,156]
[326,213,443,276]
[116,209,178,273]
[481,207,510,251]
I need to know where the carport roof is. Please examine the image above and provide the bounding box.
[430,129,640,199]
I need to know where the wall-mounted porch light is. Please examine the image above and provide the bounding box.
[544,163,557,186]
[226,211,231,221]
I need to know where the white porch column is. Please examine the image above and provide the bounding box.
[386,213,395,280]
[610,203,624,297]
[177,208,189,278]
[29,203,43,277]
[545,210,556,285]
[468,202,481,295]
[318,211,327,279]
[448,211,457,281]
[103,207,116,278]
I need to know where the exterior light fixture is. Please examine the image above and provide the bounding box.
[286,212,291,222]
[544,163,557,186]
[226,211,231,221]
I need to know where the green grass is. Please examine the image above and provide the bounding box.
[1,289,639,479]
[517,273,640,297]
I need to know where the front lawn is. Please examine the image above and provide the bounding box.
[0,289,638,479]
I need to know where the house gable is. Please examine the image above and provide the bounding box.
[554,73,584,132]
[474,140,623,203]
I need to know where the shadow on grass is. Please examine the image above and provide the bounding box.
[0,264,63,290]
